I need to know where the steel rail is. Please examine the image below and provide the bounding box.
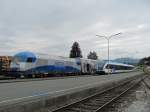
[52,75,143,112]
[95,77,144,112]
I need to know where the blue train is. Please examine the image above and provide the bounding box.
[10,51,97,78]
[96,60,135,74]
[10,51,135,78]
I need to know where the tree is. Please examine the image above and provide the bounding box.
[87,51,98,60]
[69,42,83,58]
[139,57,150,66]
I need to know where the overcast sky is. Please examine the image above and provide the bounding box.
[0,0,150,59]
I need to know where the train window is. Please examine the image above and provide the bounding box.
[120,66,123,70]
[106,64,113,69]
[36,59,48,65]
[116,65,121,70]
[27,58,33,62]
[115,65,119,69]
[111,65,116,69]
[123,66,126,70]
[128,67,133,70]
[120,66,124,70]
[55,62,64,66]
[126,66,130,70]
[105,64,134,70]
[110,65,113,69]
[126,66,129,70]
[76,61,81,65]
[121,66,128,70]
[13,56,26,62]
[66,61,73,66]
[105,64,109,69]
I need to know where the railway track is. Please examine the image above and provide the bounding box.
[52,75,145,112]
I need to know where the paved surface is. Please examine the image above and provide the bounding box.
[0,75,94,84]
[0,71,143,104]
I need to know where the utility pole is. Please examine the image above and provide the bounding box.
[96,32,122,73]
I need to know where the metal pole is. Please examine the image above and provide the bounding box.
[107,38,110,74]
[96,32,122,74]
[108,38,109,63]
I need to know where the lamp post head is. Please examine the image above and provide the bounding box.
[109,32,122,38]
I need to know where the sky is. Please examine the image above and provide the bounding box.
[0,0,150,59]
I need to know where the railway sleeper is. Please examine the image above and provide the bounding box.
[75,105,98,110]
[66,107,93,112]
[84,102,106,107]
[83,102,101,107]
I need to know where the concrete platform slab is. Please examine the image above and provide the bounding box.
[0,71,143,112]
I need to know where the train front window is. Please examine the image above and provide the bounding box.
[106,64,113,69]
[27,58,34,62]
[13,56,26,62]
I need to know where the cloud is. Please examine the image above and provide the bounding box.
[0,0,150,59]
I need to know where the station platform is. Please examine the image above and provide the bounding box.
[0,71,143,112]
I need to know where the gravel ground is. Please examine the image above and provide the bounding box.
[116,76,150,112]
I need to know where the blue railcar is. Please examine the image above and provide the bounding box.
[10,51,97,77]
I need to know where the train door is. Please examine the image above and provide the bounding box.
[83,63,92,74]
[80,59,96,74]
[80,59,86,74]
[87,64,91,73]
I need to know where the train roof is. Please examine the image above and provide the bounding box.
[14,51,36,58]
[13,51,96,62]
[14,51,77,62]
[80,58,97,62]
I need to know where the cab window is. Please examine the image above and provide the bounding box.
[27,58,34,62]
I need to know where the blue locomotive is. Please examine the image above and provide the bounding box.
[10,51,97,78]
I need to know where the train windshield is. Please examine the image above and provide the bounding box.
[12,56,26,63]
[12,52,36,63]
[12,56,36,63]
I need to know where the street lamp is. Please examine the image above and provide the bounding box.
[96,32,122,69]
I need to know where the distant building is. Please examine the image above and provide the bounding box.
[0,56,12,74]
